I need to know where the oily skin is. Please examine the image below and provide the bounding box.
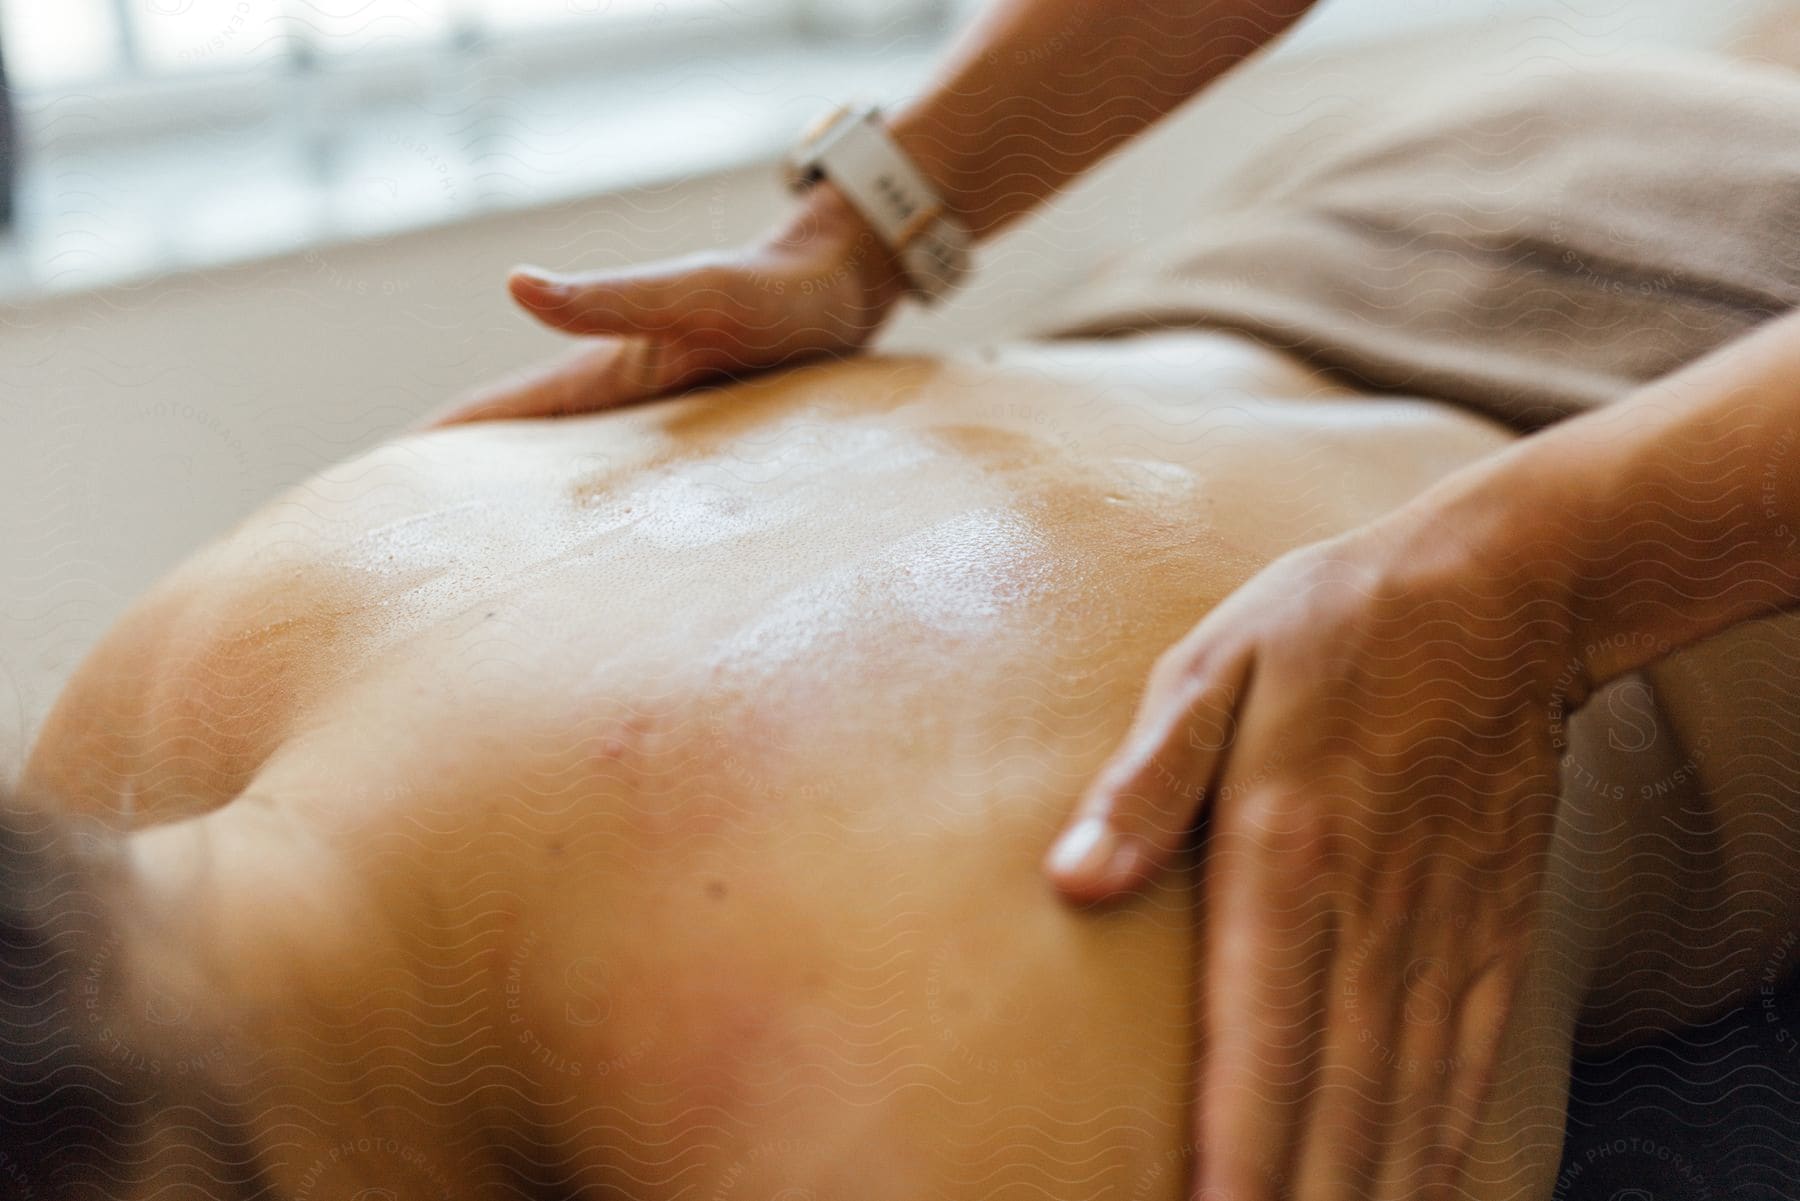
[30,332,1536,1198]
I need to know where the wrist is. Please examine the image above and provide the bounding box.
[884,98,982,236]
[775,181,911,321]
[1380,440,1600,698]
[1418,394,1778,698]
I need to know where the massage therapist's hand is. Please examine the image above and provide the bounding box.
[428,0,1334,427]
[1048,485,1580,1198]
[429,183,908,425]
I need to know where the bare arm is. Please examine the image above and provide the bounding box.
[888,0,1322,238]
[440,0,1322,423]
[1541,309,1800,677]
[1045,306,1800,1198]
[1496,306,1800,1033]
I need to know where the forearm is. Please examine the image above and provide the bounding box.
[888,0,1320,238]
[1425,308,1800,693]
[1568,309,1800,679]
[1412,310,1800,1032]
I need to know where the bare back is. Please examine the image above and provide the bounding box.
[26,332,1515,1199]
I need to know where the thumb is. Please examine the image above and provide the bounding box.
[509,257,740,339]
[1044,651,1249,902]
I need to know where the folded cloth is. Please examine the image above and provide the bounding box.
[1039,52,1800,429]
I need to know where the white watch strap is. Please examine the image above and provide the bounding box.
[789,106,970,304]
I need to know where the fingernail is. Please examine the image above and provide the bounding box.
[511,266,568,295]
[1047,816,1116,881]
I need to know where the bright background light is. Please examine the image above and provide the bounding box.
[0,0,800,89]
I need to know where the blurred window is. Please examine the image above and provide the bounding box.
[0,1,819,89]
[0,0,950,291]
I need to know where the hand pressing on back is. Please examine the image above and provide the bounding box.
[429,183,909,426]
[1046,483,1580,1199]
